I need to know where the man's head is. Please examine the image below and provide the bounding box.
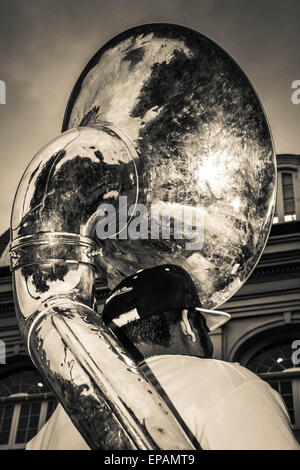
[102,264,230,361]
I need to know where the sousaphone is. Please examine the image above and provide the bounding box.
[10,24,276,449]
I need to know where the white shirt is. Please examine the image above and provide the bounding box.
[26,355,300,450]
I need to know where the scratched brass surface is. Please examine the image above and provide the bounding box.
[62,24,276,308]
[11,126,195,449]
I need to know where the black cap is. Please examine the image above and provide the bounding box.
[102,264,230,332]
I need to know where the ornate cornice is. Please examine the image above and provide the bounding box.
[250,262,300,280]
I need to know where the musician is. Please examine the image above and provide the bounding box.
[27,264,300,450]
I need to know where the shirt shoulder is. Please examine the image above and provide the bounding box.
[143,355,300,449]
[144,355,264,404]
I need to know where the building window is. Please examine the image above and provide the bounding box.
[247,342,300,432]
[282,172,296,222]
[274,166,298,223]
[0,369,57,449]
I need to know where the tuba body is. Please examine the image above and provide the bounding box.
[10,24,276,449]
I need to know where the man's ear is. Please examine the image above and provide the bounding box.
[180,309,197,343]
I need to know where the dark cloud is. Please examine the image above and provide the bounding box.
[0,0,299,234]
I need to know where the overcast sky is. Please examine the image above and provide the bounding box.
[0,0,299,235]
